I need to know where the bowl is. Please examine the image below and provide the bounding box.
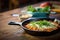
[27,11,50,18]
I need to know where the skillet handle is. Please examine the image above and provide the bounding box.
[8,21,22,25]
[8,18,35,25]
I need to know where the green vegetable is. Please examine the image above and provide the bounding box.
[42,6,50,12]
[27,5,50,14]
[29,20,56,28]
[27,6,50,15]
[37,6,50,12]
[27,5,36,12]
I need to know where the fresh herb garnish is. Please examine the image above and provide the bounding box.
[27,5,50,13]
[29,20,55,28]
[27,6,36,12]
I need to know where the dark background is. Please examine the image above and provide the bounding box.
[0,0,59,12]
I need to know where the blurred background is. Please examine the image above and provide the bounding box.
[0,0,59,13]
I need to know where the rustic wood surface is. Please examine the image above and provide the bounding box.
[0,1,60,40]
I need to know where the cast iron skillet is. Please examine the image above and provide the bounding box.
[8,18,60,36]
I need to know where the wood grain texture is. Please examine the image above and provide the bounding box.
[0,1,60,40]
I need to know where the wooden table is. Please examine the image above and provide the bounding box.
[0,1,60,40]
